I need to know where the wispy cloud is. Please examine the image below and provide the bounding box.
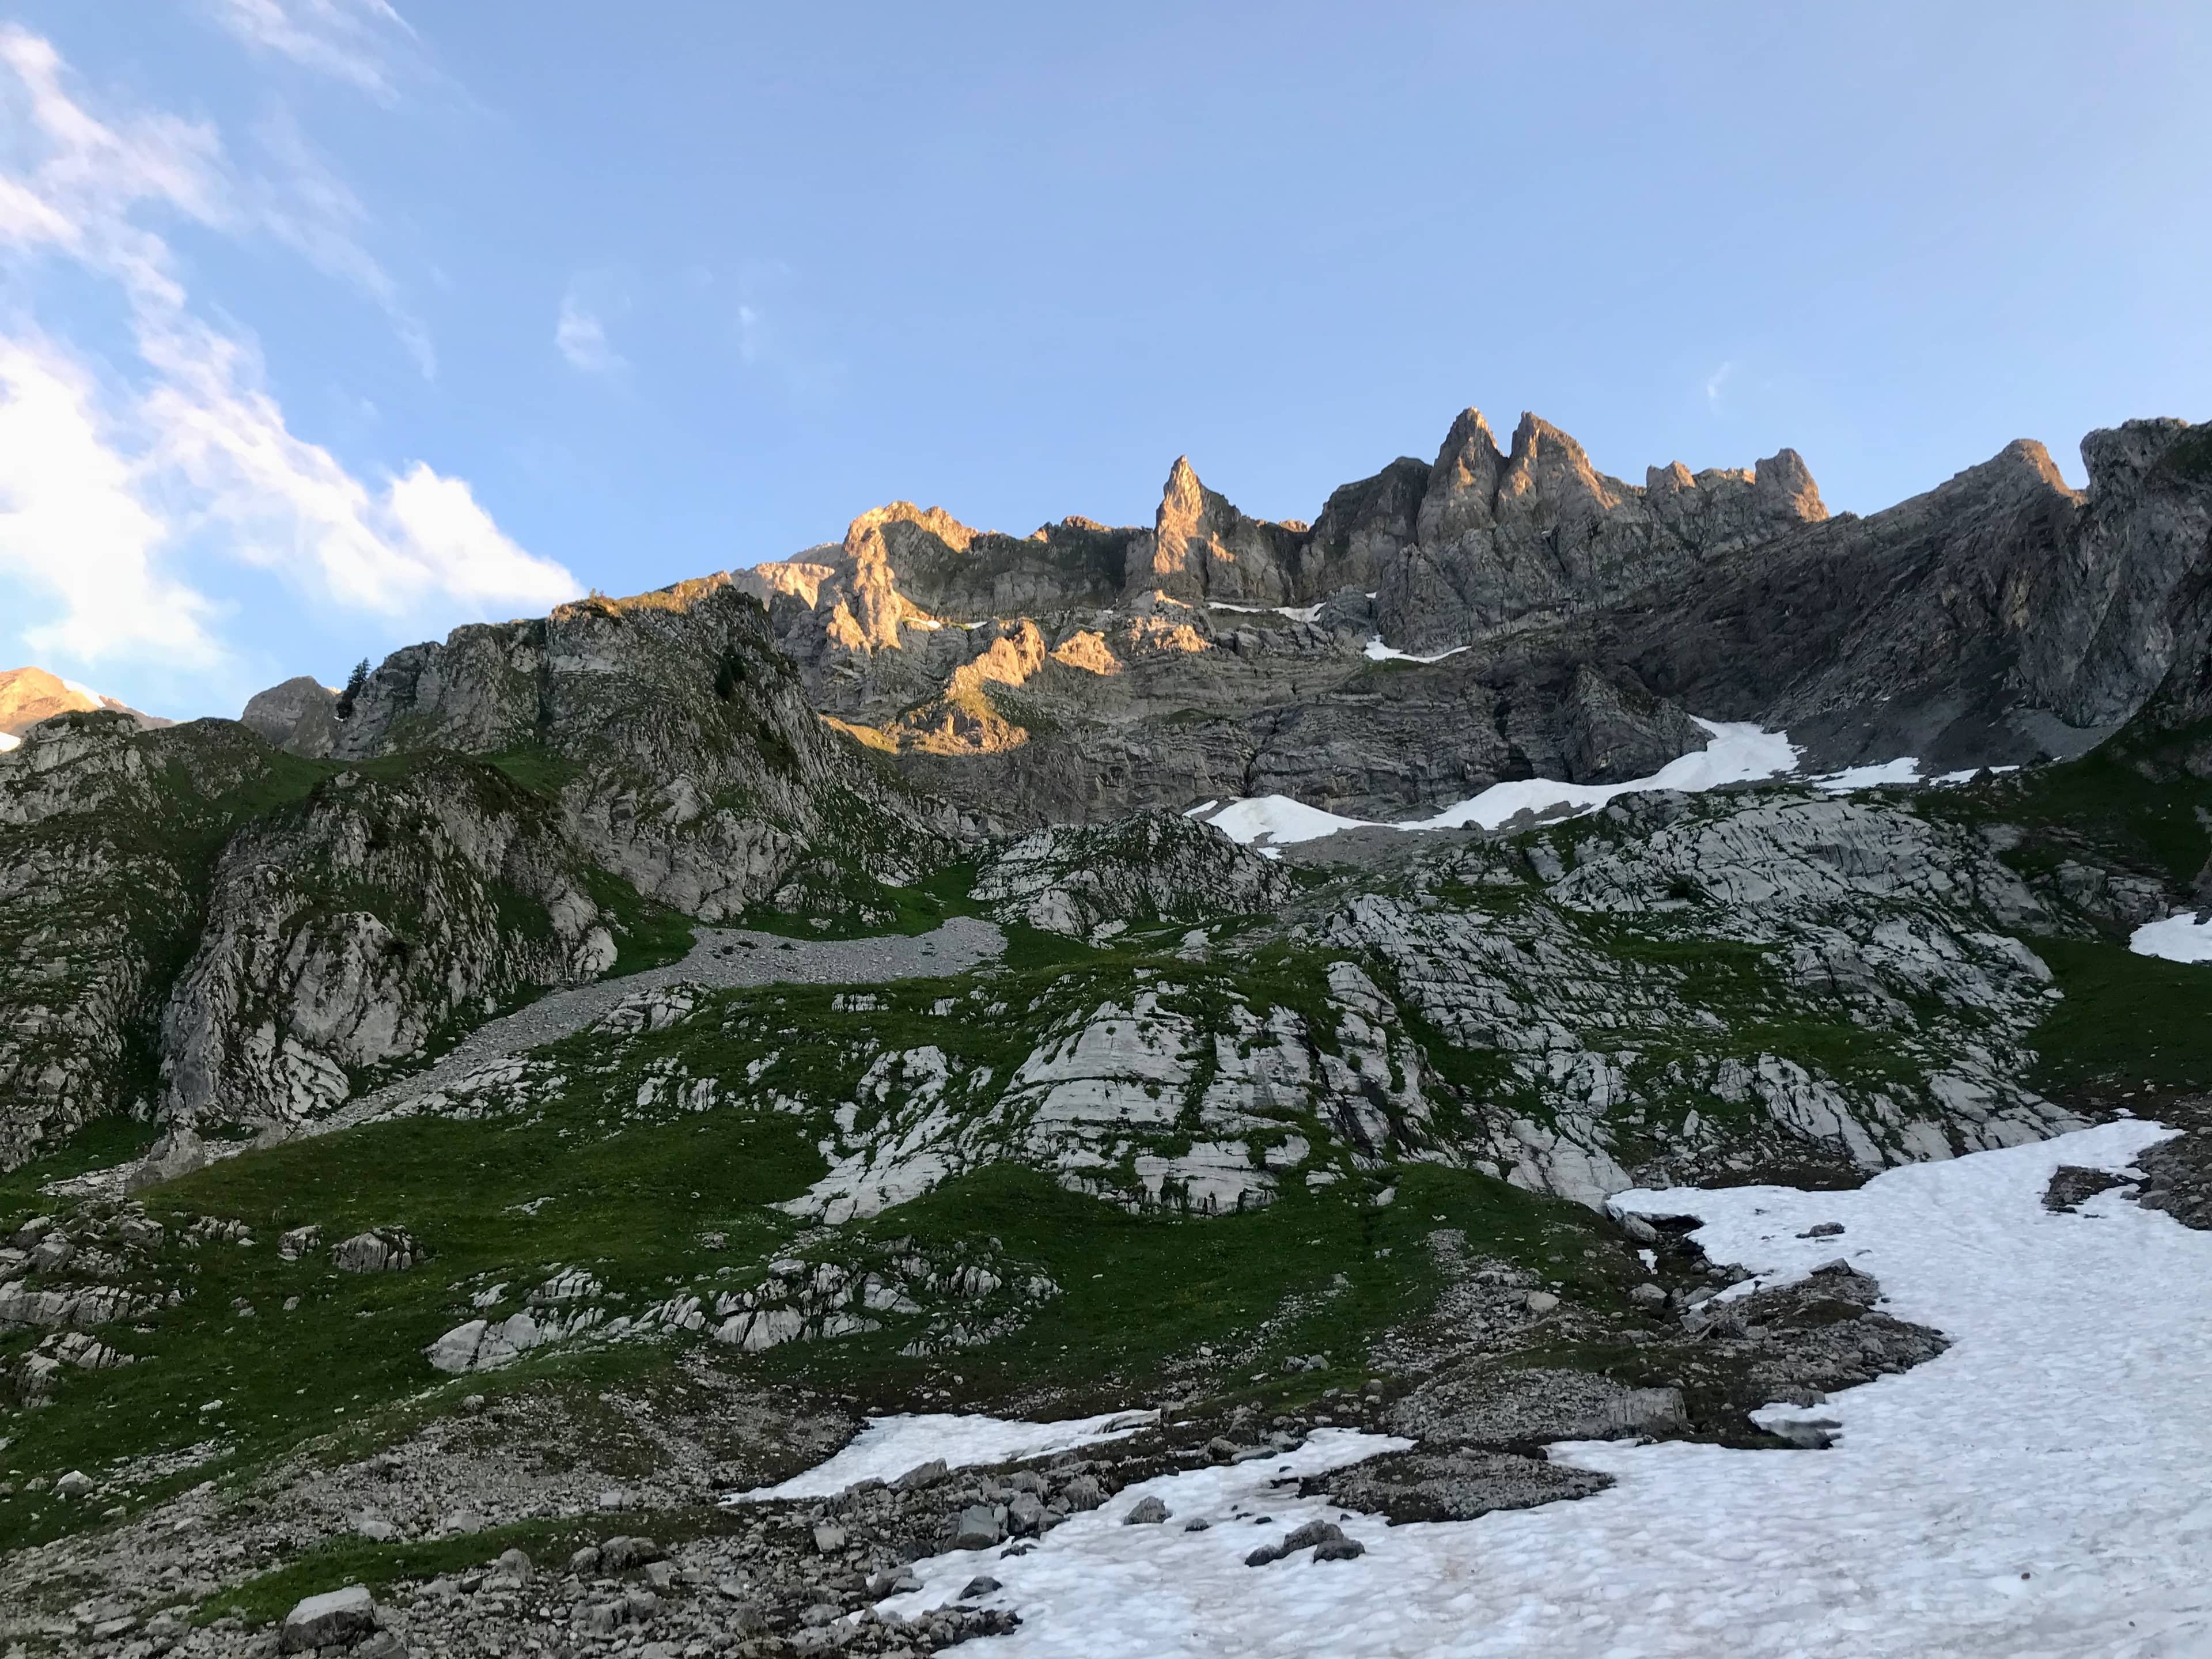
[1704,361,1736,408]
[555,289,626,377]
[207,0,415,101]
[251,108,435,377]
[0,26,576,672]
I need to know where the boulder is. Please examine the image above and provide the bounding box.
[332,1230,421,1273]
[951,1506,1002,1550]
[279,1584,375,1653]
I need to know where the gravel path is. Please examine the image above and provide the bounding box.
[321,915,1005,1133]
[48,917,1005,1198]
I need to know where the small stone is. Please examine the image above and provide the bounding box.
[355,1513,397,1542]
[1524,1291,1560,1315]
[1800,1221,1846,1238]
[1183,1517,1211,1532]
[1006,1491,1047,1536]
[1122,1495,1171,1525]
[441,1509,484,1535]
[1313,1536,1367,1562]
[54,1469,92,1499]
[1770,1418,1840,1450]
[569,1545,603,1575]
[493,1546,533,1583]
[1206,1436,1240,1463]
[1281,1520,1344,1554]
[812,1521,848,1553]
[1628,1282,1666,1309]
[958,1575,1001,1600]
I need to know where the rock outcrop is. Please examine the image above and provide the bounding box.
[157,757,619,1126]
[972,811,1293,935]
[241,676,339,759]
[0,714,297,1165]
[313,577,964,919]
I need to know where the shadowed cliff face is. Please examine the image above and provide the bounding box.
[319,576,967,916]
[719,408,2212,825]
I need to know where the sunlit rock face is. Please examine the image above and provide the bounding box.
[722,411,2211,827]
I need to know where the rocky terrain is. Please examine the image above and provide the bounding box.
[2,402,2210,1654]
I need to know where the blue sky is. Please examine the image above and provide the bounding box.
[2,2,2207,721]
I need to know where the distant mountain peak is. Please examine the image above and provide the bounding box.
[0,665,169,749]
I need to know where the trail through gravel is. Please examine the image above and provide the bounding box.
[323,915,1005,1135]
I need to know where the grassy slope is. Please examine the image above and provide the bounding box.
[0,937,1639,1565]
[10,730,2212,1586]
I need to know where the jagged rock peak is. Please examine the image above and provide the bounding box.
[843,501,979,560]
[1753,448,1827,519]
[1418,410,1510,544]
[2081,419,2199,493]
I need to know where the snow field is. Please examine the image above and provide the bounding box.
[1202,718,1800,847]
[2128,914,2212,964]
[844,1122,2210,1656]
[734,1408,1158,1501]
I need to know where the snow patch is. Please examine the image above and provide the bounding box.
[1362,637,1468,664]
[1203,718,1800,846]
[1208,602,1323,624]
[732,1408,1158,1501]
[2130,912,2212,964]
[1813,757,1923,791]
[863,1122,2211,1656]
[0,730,17,753]
[1815,758,2021,793]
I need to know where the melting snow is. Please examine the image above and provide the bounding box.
[859,1120,2210,1656]
[1815,759,2021,793]
[0,731,17,753]
[1813,757,1923,791]
[1362,637,1469,664]
[732,1409,1158,1501]
[2130,913,2212,964]
[1209,602,1324,624]
[1204,719,1799,846]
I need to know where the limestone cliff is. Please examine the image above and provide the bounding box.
[728,408,2212,820]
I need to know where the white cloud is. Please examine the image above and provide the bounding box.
[0,27,577,668]
[0,335,224,666]
[143,315,575,616]
[1705,361,1736,407]
[207,0,414,100]
[555,290,626,376]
